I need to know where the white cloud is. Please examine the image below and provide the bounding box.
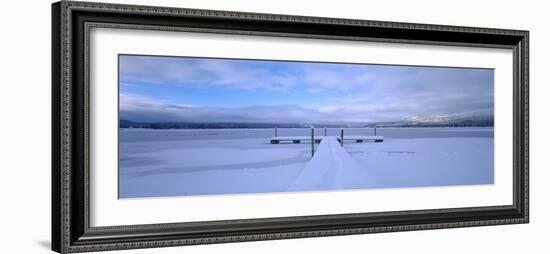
[119,55,494,124]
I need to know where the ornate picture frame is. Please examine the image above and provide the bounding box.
[52,1,529,253]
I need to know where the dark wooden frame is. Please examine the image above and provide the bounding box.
[52,1,529,253]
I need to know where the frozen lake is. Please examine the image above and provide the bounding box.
[119,127,494,198]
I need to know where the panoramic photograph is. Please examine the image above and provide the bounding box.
[118,54,494,199]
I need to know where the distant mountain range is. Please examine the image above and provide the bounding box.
[119,120,306,129]
[120,114,493,129]
[367,114,494,127]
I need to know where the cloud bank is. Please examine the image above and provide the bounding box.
[119,55,494,124]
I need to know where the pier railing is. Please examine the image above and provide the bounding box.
[270,128,384,157]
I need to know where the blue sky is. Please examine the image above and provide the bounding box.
[119,55,494,124]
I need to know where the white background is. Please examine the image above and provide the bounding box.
[0,0,547,253]
[91,28,513,226]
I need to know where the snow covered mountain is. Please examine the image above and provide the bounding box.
[121,113,493,129]
[371,114,494,127]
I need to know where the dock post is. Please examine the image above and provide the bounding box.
[340,129,344,146]
[324,127,327,136]
[275,127,277,137]
[374,127,377,136]
[311,127,315,157]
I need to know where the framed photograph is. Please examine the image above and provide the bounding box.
[52,1,529,253]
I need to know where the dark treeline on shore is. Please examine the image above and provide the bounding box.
[120,117,494,129]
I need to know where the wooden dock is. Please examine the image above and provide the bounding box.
[270,135,383,144]
[337,135,384,143]
[289,137,380,190]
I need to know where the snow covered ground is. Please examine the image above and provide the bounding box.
[344,137,493,188]
[119,128,494,198]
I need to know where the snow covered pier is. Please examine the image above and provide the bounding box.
[270,136,322,144]
[270,135,383,144]
[337,135,384,143]
[289,137,380,190]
